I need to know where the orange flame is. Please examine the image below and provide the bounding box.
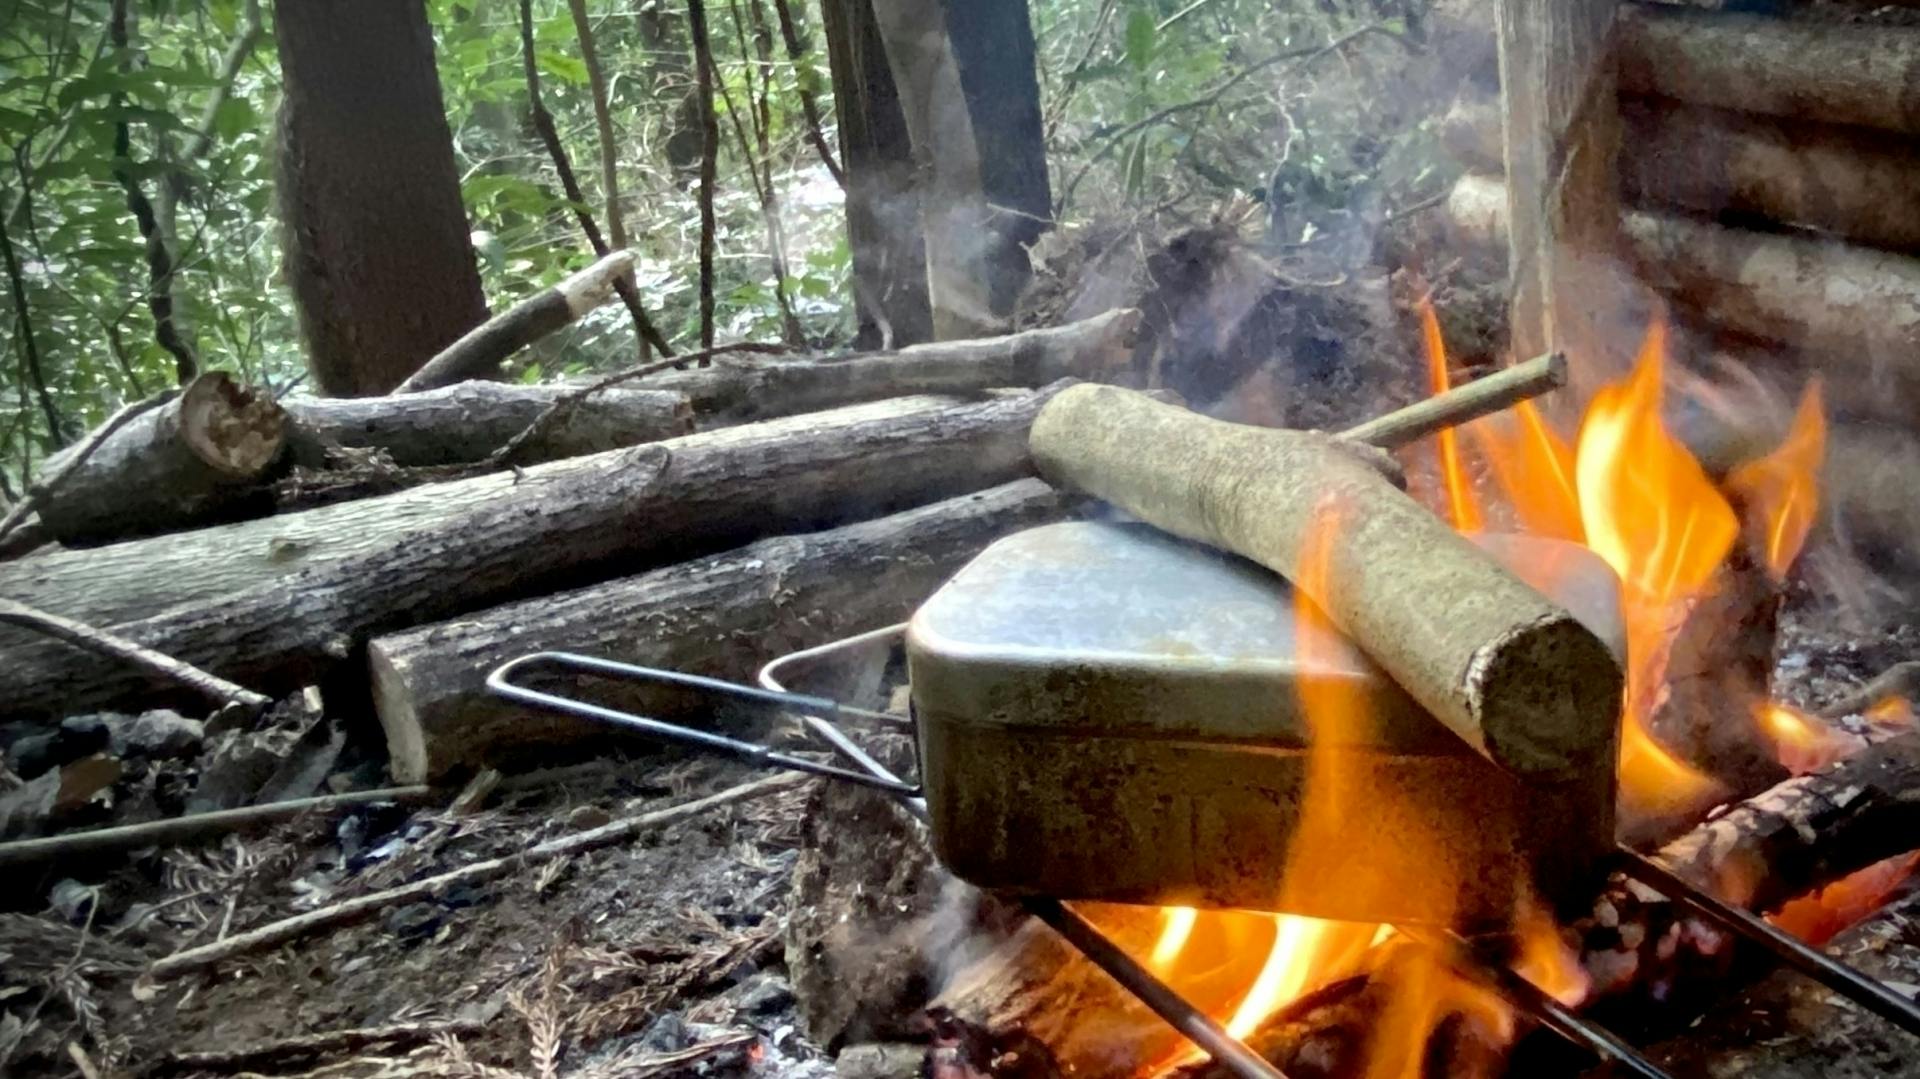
[1866,696,1915,728]
[1150,907,1199,971]
[1726,381,1827,581]
[1470,398,1585,543]
[1755,701,1857,776]
[1573,319,1732,820]
[1511,888,1589,1007]
[1769,852,1920,946]
[1360,943,1513,1079]
[1420,298,1483,532]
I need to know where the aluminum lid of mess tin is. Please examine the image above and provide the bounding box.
[906,520,1623,751]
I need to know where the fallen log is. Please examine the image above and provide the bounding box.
[0,390,1035,664]
[392,250,638,393]
[1444,91,1920,254]
[0,389,1065,720]
[928,734,1920,1079]
[33,372,285,546]
[368,479,1069,781]
[640,308,1139,420]
[1029,383,1622,779]
[1618,6,1920,137]
[1444,174,1920,399]
[283,381,693,467]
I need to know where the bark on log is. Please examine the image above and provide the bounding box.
[393,251,638,393]
[1445,175,1920,402]
[1029,383,1623,779]
[34,372,285,546]
[1444,90,1920,254]
[283,381,692,467]
[1618,5,1920,137]
[368,479,1067,781]
[0,388,1066,720]
[643,308,1138,421]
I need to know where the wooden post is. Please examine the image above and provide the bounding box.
[1497,0,1630,401]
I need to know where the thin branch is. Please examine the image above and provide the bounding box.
[687,0,720,355]
[155,0,262,248]
[0,388,173,544]
[108,0,198,383]
[769,0,843,186]
[488,340,793,467]
[516,0,674,359]
[563,0,629,257]
[0,597,272,716]
[725,0,804,344]
[0,184,63,447]
[1053,23,1411,217]
[146,773,806,980]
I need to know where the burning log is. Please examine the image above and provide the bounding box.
[34,372,285,546]
[367,480,1068,781]
[1618,6,1920,138]
[282,382,693,467]
[641,308,1139,421]
[1443,175,1920,394]
[1029,383,1623,779]
[0,388,1066,720]
[1443,91,1920,254]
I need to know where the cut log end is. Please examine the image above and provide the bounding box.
[183,373,287,477]
[367,645,429,783]
[1468,610,1624,777]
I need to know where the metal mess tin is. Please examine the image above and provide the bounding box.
[906,520,1625,927]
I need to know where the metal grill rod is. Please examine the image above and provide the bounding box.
[1617,847,1920,1039]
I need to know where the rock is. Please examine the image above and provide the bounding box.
[836,1043,927,1079]
[735,972,796,1018]
[6,714,114,779]
[567,804,613,831]
[112,710,205,760]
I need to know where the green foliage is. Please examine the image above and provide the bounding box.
[0,0,1445,490]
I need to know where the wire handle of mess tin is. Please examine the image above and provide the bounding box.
[486,651,922,797]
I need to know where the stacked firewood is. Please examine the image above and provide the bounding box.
[1440,3,1920,429]
[0,308,1139,798]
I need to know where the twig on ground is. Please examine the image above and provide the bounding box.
[488,341,792,467]
[152,1019,487,1076]
[0,389,175,544]
[146,772,807,980]
[0,787,433,869]
[0,597,271,716]
[1822,661,1920,720]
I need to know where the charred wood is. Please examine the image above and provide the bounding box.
[0,389,1067,720]
[366,479,1069,781]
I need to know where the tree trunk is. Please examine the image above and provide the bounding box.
[644,306,1137,419]
[35,373,286,546]
[273,0,489,397]
[0,387,1068,719]
[368,479,1066,781]
[820,0,932,349]
[868,0,1050,340]
[282,382,692,467]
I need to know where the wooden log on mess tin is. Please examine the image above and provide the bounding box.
[1029,383,1623,779]
[0,388,1069,720]
[368,480,1069,781]
[34,372,285,546]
